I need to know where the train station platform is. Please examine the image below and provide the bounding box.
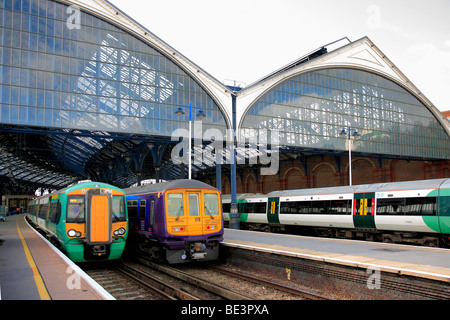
[223,229,450,283]
[0,214,114,300]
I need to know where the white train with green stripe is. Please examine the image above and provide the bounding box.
[222,179,450,247]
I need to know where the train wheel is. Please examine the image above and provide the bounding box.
[424,239,438,247]
[151,247,161,260]
[382,234,394,243]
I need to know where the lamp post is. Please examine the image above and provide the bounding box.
[175,104,206,179]
[339,126,359,186]
[229,94,239,229]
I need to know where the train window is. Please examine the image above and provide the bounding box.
[55,201,61,223]
[168,193,184,217]
[67,196,85,222]
[112,196,126,221]
[204,193,219,216]
[188,193,200,216]
[376,198,403,215]
[280,200,351,214]
[150,200,155,225]
[404,197,436,215]
[127,200,138,219]
[222,202,231,213]
[310,201,328,214]
[280,201,307,214]
[39,204,44,218]
[377,197,436,216]
[139,199,146,220]
[241,202,266,214]
[127,200,138,218]
[38,200,49,219]
[48,201,62,223]
[329,200,351,215]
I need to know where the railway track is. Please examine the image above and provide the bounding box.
[84,259,331,300]
[84,265,158,300]
[130,259,253,300]
[209,265,330,300]
[133,257,330,300]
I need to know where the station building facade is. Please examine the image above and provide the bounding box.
[0,0,449,193]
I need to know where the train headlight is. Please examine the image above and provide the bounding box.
[172,226,185,232]
[67,229,81,237]
[113,227,126,236]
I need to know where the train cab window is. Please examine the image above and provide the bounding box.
[204,193,219,216]
[112,196,126,221]
[188,193,200,216]
[168,193,184,217]
[67,196,85,223]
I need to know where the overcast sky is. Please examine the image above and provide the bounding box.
[109,0,450,111]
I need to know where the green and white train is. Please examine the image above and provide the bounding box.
[223,179,450,247]
[27,181,128,262]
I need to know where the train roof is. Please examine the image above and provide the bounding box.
[221,193,265,201]
[30,181,124,201]
[123,179,219,195]
[267,178,450,197]
[222,179,450,200]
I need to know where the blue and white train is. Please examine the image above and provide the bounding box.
[222,179,450,247]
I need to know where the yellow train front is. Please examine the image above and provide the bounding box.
[27,182,128,262]
[124,179,223,264]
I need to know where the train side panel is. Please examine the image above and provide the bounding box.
[374,188,440,234]
[224,179,450,247]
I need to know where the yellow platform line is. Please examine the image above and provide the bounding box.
[16,219,51,300]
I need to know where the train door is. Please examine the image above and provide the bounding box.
[238,199,248,222]
[437,180,450,235]
[85,189,112,244]
[353,192,376,229]
[187,191,203,235]
[267,197,280,224]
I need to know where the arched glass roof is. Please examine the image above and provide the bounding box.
[240,68,450,160]
[0,0,228,187]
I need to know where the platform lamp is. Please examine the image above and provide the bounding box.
[339,126,360,186]
[175,104,206,179]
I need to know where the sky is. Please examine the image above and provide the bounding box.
[108,0,450,111]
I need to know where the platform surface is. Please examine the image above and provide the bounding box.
[0,214,112,300]
[223,229,450,282]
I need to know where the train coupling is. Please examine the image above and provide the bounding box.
[168,242,219,263]
[184,242,207,260]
